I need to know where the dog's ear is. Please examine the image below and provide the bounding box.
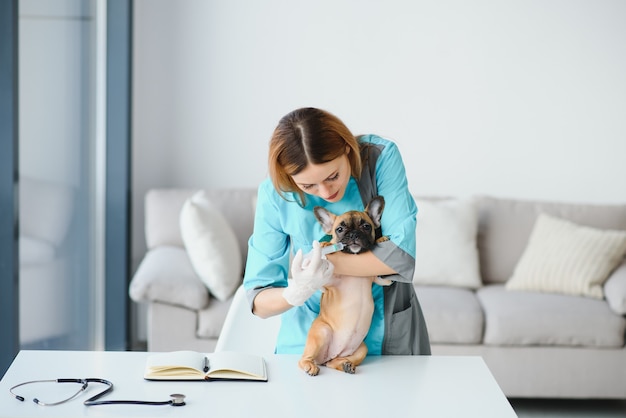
[365,196,385,229]
[313,206,337,235]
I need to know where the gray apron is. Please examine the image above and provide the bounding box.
[357,140,431,355]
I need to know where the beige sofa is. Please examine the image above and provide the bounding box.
[129,188,626,399]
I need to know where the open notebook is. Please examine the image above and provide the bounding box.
[144,350,267,382]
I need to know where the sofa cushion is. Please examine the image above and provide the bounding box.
[144,188,257,262]
[413,198,482,289]
[475,196,626,284]
[506,214,626,299]
[129,246,210,310]
[478,285,626,348]
[180,190,243,301]
[414,285,484,344]
[144,189,197,249]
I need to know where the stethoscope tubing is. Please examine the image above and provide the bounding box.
[85,399,178,406]
[10,377,185,407]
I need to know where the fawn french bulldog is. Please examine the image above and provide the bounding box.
[298,196,392,376]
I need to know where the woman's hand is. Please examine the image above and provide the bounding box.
[283,241,334,306]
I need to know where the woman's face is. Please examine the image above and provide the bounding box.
[291,153,351,203]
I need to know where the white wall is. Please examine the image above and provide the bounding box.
[132,0,626,267]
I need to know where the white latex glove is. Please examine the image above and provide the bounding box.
[283,241,334,306]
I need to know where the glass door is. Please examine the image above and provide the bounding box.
[18,0,102,350]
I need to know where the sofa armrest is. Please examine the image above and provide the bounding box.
[129,246,210,310]
[604,260,626,316]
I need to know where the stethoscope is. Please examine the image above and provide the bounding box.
[10,378,186,407]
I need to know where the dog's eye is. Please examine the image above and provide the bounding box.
[361,223,371,231]
[336,221,347,235]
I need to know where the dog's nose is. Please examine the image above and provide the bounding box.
[346,231,359,240]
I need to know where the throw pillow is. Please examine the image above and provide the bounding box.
[180,190,243,301]
[413,198,482,289]
[506,213,626,299]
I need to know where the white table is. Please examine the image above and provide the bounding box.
[0,350,517,418]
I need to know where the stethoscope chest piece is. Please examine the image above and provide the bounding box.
[170,393,186,406]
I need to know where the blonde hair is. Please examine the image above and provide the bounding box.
[268,108,362,205]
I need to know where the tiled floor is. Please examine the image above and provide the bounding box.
[509,398,626,417]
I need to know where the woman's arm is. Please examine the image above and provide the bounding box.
[244,181,294,318]
[338,136,416,282]
[253,250,392,318]
[252,287,293,318]
[326,250,396,277]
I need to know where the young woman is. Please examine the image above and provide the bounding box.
[243,107,430,355]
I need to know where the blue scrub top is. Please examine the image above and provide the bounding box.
[244,135,417,355]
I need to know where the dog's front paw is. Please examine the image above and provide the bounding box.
[342,361,356,374]
[299,359,320,376]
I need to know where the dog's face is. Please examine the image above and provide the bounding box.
[314,197,385,254]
